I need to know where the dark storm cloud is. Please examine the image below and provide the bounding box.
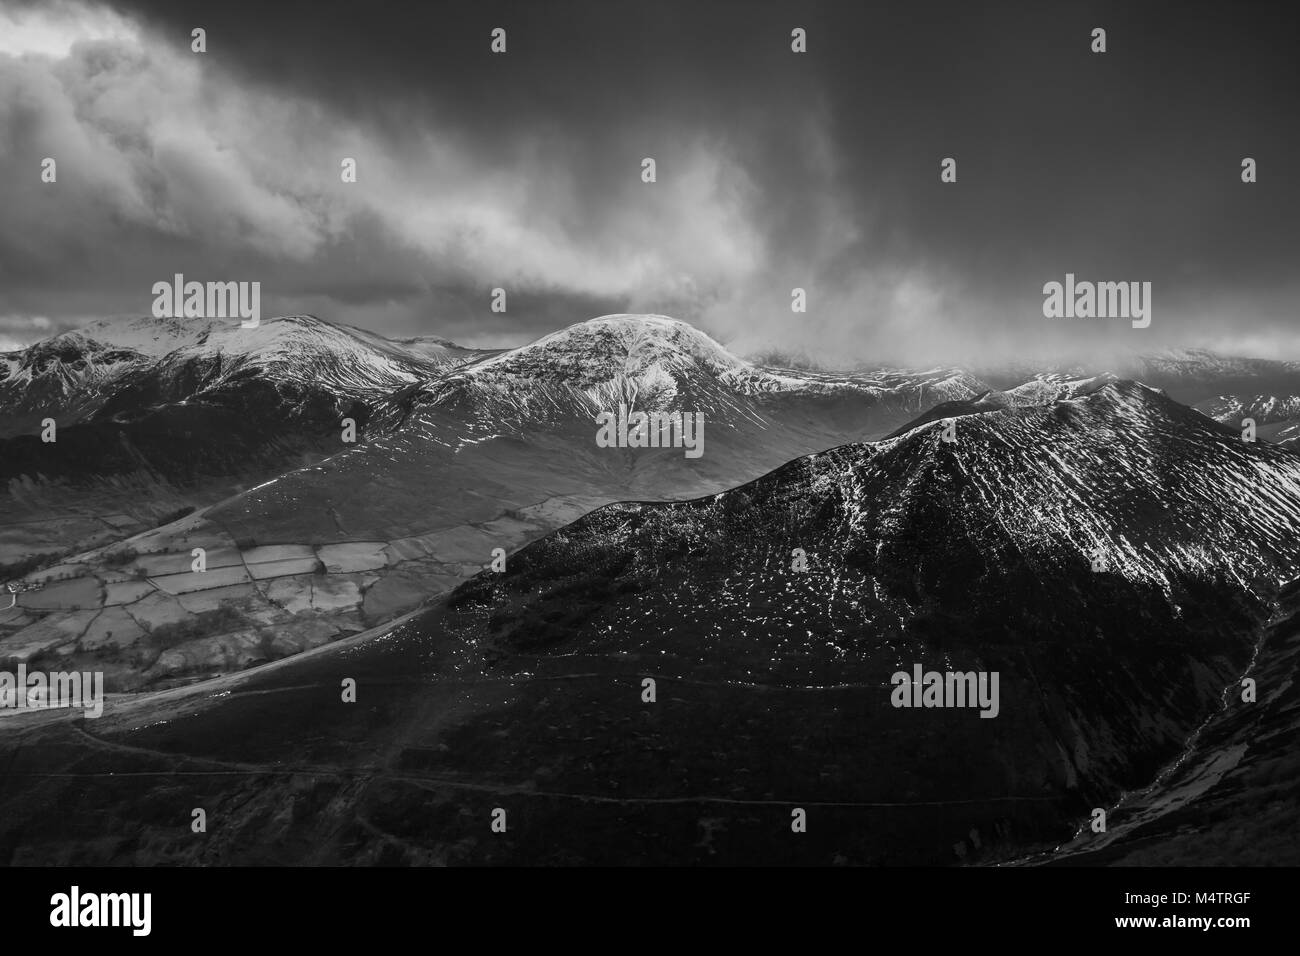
[1,0,1296,362]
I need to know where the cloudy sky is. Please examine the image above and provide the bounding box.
[0,0,1296,364]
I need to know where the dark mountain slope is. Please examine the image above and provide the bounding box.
[1039,576,1300,866]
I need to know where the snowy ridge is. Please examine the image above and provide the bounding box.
[1201,394,1300,425]
[844,381,1300,590]
[1134,348,1300,378]
[143,315,457,398]
[0,314,479,436]
[998,372,1119,406]
[452,315,987,399]
[423,314,993,429]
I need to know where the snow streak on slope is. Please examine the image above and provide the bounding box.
[850,382,1300,589]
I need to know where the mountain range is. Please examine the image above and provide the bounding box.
[0,315,1021,687]
[4,315,1299,691]
[0,332,1297,864]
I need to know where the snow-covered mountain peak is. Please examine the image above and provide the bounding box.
[465,313,748,384]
